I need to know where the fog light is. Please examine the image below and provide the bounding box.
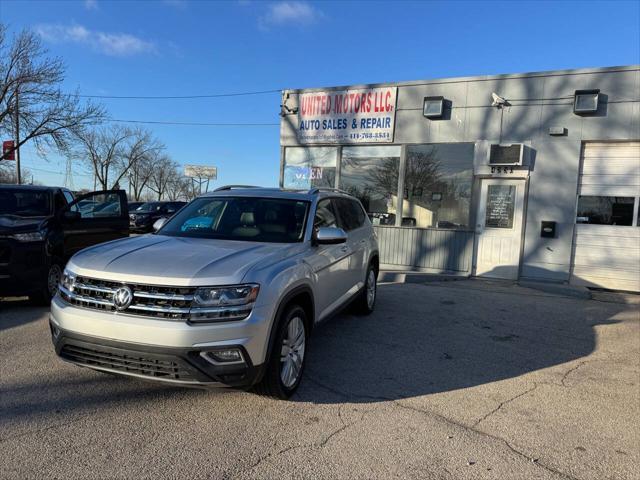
[200,349,245,365]
[49,321,60,340]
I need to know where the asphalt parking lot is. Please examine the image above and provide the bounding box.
[1,280,638,480]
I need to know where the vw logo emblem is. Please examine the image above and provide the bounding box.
[113,286,133,311]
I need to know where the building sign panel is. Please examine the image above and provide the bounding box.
[184,165,217,179]
[485,185,515,228]
[296,87,397,144]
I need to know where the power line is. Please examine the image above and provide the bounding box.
[111,119,279,126]
[75,89,281,100]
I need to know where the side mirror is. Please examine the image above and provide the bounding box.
[153,217,168,232]
[62,210,81,222]
[313,227,347,245]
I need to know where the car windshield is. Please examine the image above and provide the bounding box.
[0,189,52,217]
[136,202,163,212]
[159,197,309,243]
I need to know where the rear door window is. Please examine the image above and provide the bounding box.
[336,198,366,231]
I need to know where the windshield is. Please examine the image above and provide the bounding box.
[136,202,163,213]
[0,189,52,217]
[159,197,309,243]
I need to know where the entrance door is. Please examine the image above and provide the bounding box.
[473,179,526,279]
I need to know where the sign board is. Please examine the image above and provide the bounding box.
[184,165,217,179]
[485,185,515,229]
[2,140,15,161]
[296,87,397,144]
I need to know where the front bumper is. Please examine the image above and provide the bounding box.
[51,325,263,388]
[50,294,274,388]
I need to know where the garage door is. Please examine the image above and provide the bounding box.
[571,142,640,292]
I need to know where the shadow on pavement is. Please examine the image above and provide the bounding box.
[295,282,624,403]
[0,281,628,424]
[0,298,46,332]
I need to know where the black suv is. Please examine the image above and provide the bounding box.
[129,201,186,233]
[0,185,129,303]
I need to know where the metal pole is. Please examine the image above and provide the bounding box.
[15,88,21,185]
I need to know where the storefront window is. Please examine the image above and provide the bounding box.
[340,146,402,225]
[283,147,337,190]
[403,144,474,229]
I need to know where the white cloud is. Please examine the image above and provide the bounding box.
[84,0,98,10]
[259,1,324,29]
[35,24,156,57]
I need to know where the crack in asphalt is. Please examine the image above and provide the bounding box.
[226,404,371,479]
[304,375,581,480]
[472,383,540,427]
[561,361,590,387]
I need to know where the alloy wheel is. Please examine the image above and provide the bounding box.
[47,264,62,297]
[366,269,376,309]
[280,316,306,388]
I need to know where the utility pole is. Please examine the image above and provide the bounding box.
[15,88,21,185]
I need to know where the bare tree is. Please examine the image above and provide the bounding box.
[0,25,104,164]
[123,128,163,199]
[73,125,133,190]
[165,175,191,201]
[148,155,176,200]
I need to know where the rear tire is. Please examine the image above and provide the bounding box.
[254,304,308,400]
[353,263,377,315]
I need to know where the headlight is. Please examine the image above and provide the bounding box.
[190,284,259,323]
[60,268,76,292]
[11,231,45,242]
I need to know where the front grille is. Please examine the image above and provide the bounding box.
[0,241,10,264]
[60,343,196,381]
[59,275,195,320]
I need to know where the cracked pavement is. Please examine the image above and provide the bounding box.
[1,280,638,479]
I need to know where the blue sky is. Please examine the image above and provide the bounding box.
[1,0,639,190]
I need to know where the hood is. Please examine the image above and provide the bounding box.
[0,215,48,235]
[68,234,301,286]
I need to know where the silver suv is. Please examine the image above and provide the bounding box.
[50,187,379,399]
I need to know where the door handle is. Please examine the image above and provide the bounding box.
[340,245,349,253]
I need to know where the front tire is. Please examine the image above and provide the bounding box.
[353,263,377,315]
[29,260,62,306]
[254,304,308,399]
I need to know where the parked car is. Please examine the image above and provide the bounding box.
[127,201,145,212]
[51,187,379,399]
[129,201,186,233]
[0,185,129,303]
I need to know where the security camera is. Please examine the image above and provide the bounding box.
[491,92,509,108]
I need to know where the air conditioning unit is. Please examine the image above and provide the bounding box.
[488,143,524,166]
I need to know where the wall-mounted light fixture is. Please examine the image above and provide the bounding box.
[574,89,600,114]
[423,96,445,118]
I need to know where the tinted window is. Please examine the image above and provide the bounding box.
[576,196,634,226]
[336,198,366,231]
[160,197,309,243]
[0,189,52,217]
[78,192,122,218]
[137,202,163,213]
[314,199,339,228]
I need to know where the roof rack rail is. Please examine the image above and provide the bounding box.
[308,187,350,195]
[213,185,261,192]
